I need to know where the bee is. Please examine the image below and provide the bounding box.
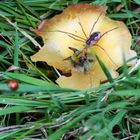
[64,47,94,72]
[51,12,118,73]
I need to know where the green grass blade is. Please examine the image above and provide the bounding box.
[0,106,32,116]
[3,72,57,87]
[95,54,115,86]
[0,97,49,107]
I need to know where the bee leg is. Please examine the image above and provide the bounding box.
[63,56,72,61]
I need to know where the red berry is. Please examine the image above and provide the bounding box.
[7,80,19,91]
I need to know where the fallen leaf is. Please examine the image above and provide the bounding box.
[31,4,137,90]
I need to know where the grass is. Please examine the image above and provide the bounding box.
[0,0,140,139]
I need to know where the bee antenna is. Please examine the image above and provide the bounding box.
[69,47,79,53]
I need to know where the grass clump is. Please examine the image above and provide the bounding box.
[0,0,140,139]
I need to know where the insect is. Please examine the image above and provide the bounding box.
[7,80,19,91]
[51,12,118,73]
[64,47,94,72]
